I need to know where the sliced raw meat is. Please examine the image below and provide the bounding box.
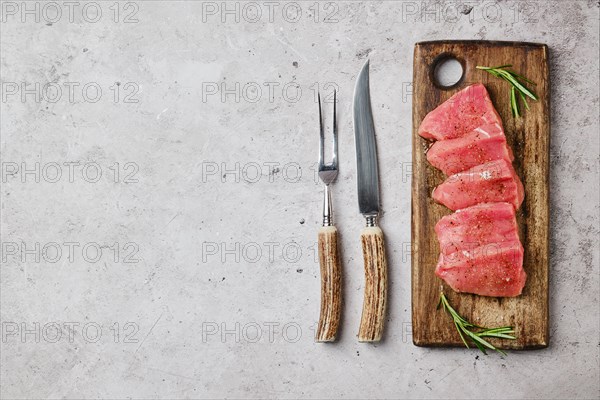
[432,159,524,210]
[435,241,526,297]
[435,202,519,255]
[426,123,514,175]
[418,84,503,141]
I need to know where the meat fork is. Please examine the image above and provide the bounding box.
[316,91,342,342]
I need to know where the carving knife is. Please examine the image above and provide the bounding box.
[352,59,388,342]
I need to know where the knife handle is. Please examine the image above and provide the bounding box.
[316,225,342,342]
[358,226,387,342]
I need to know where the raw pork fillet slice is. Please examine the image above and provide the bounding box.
[435,241,526,297]
[432,159,524,210]
[426,123,514,175]
[435,202,519,255]
[418,84,503,141]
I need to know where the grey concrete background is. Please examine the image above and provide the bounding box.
[1,1,598,399]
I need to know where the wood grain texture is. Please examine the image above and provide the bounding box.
[411,41,550,349]
[358,227,387,342]
[316,226,342,342]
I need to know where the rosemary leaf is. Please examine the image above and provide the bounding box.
[511,86,520,118]
[480,333,517,340]
[511,71,536,85]
[438,292,517,355]
[480,327,515,334]
[477,64,538,117]
[519,90,531,111]
[476,65,512,71]
[471,337,487,354]
[497,69,537,100]
[455,321,470,348]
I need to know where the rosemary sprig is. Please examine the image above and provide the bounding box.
[438,292,516,355]
[476,64,538,118]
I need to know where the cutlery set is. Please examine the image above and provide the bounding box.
[316,60,388,343]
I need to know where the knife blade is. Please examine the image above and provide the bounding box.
[353,60,380,220]
[352,59,388,342]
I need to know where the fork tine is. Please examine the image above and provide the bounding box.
[318,92,324,168]
[332,89,338,168]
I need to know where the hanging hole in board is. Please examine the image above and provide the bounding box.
[432,56,464,89]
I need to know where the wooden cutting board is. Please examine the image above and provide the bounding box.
[411,41,550,349]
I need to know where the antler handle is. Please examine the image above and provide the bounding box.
[358,226,387,342]
[316,226,342,342]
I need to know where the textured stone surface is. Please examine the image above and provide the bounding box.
[1,1,598,398]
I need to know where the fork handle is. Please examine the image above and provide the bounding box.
[316,226,342,342]
[358,226,387,342]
